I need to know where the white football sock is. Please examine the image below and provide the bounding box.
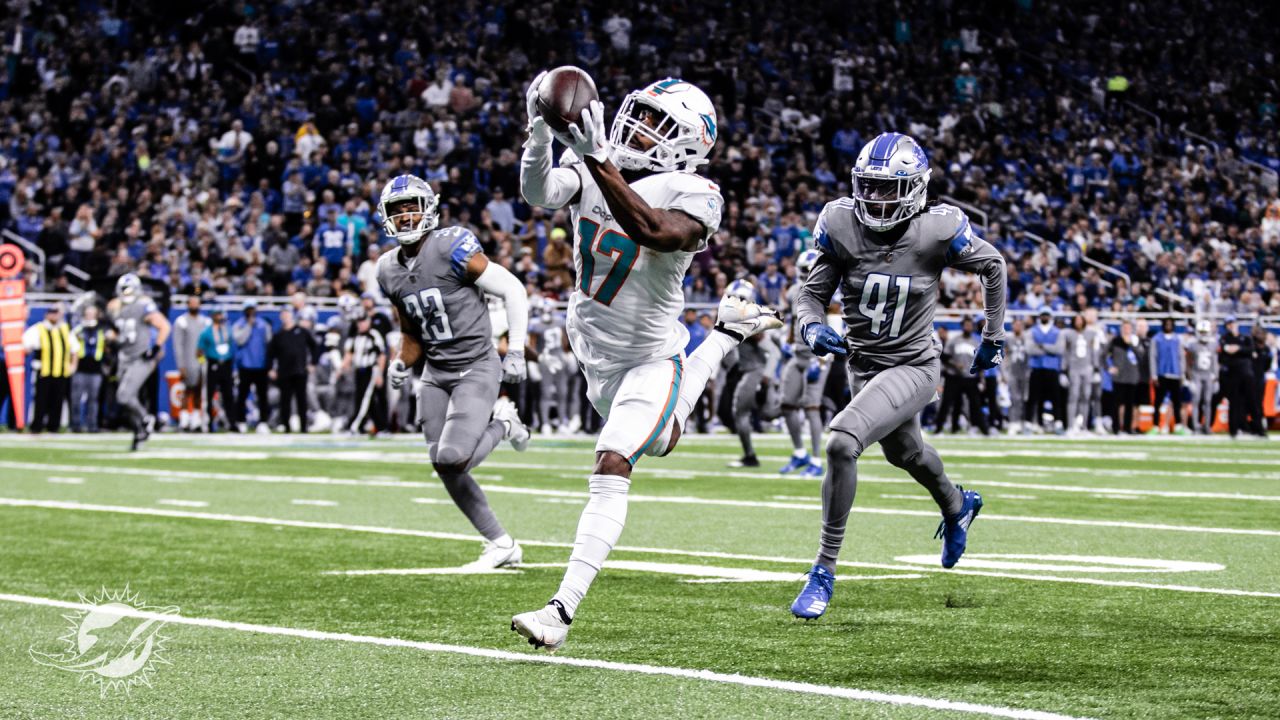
[552,474,630,618]
[673,331,737,431]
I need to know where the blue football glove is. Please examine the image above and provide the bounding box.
[969,339,1004,375]
[802,323,847,357]
[806,359,822,383]
[780,342,794,360]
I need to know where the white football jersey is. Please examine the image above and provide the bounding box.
[564,157,723,373]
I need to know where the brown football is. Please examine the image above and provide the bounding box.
[535,66,599,134]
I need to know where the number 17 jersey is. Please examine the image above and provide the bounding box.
[564,158,723,374]
[376,226,495,371]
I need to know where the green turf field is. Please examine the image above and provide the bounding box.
[0,431,1277,719]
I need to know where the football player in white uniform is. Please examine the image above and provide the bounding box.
[512,74,781,651]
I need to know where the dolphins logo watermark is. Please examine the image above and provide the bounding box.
[29,587,178,696]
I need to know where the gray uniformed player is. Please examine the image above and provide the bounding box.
[1002,318,1031,433]
[376,174,532,568]
[532,298,575,434]
[108,274,171,450]
[1061,314,1103,434]
[789,133,1006,619]
[725,279,767,468]
[1184,319,1219,434]
[779,249,828,476]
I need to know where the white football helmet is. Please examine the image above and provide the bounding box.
[116,273,141,304]
[796,249,821,280]
[379,174,440,245]
[1196,319,1213,338]
[726,279,755,302]
[851,132,932,232]
[609,78,717,173]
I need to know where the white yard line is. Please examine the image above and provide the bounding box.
[0,497,1275,599]
[291,499,338,507]
[45,477,84,485]
[6,460,1280,535]
[5,459,1279,503]
[156,499,209,508]
[0,591,1090,720]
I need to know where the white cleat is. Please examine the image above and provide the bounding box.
[493,397,531,452]
[714,295,783,341]
[470,538,523,569]
[511,602,572,653]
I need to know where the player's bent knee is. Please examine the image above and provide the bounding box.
[594,451,632,477]
[432,444,473,473]
[825,429,862,461]
[884,445,923,469]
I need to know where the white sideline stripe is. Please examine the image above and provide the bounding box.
[327,561,924,585]
[5,460,1280,535]
[0,592,1089,720]
[5,458,1280,504]
[1,497,1275,600]
[46,477,84,485]
[291,499,338,507]
[156,499,209,508]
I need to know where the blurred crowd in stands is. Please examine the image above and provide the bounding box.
[2,0,1278,318]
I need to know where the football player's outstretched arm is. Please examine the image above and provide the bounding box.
[520,72,582,209]
[584,158,706,253]
[795,253,841,332]
[467,253,530,383]
[947,234,1007,346]
[466,253,528,354]
[558,101,706,253]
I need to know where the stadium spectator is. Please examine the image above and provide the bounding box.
[232,300,272,431]
[198,307,236,432]
[172,296,211,432]
[268,309,316,433]
[69,304,110,433]
[1108,320,1143,435]
[24,304,74,433]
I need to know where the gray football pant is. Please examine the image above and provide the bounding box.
[781,358,825,458]
[419,352,508,541]
[116,358,157,431]
[733,368,763,457]
[1067,371,1092,428]
[1006,370,1028,424]
[540,365,572,427]
[1189,375,1215,431]
[816,356,961,571]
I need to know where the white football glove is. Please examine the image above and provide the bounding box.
[524,71,552,147]
[388,358,410,390]
[556,100,610,164]
[501,350,527,384]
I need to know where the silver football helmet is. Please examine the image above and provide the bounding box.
[850,132,932,232]
[379,174,440,245]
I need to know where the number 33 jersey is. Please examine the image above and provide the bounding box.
[376,226,495,370]
[798,200,1006,366]
[565,160,723,373]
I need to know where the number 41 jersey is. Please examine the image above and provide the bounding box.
[565,159,723,373]
[798,201,1006,366]
[376,226,495,370]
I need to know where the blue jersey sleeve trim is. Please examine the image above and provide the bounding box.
[449,230,483,279]
[944,216,973,265]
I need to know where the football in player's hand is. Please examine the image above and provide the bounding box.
[535,66,599,134]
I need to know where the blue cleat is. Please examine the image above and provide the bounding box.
[790,564,835,619]
[935,486,983,569]
[800,461,825,478]
[779,453,811,475]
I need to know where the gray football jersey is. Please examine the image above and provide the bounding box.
[376,226,495,371]
[1185,337,1219,377]
[1061,327,1102,374]
[785,284,815,361]
[112,296,159,361]
[797,200,1006,366]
